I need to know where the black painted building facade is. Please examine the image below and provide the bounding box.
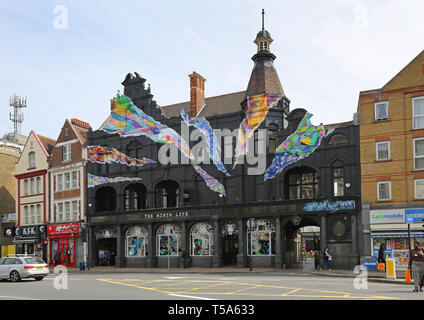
[86,26,362,270]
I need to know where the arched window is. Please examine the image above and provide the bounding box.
[155,180,180,208]
[30,178,35,195]
[124,184,147,211]
[36,204,42,224]
[95,187,117,212]
[126,226,148,257]
[36,177,41,194]
[247,219,276,256]
[286,167,318,200]
[24,179,28,196]
[332,161,345,197]
[24,206,29,225]
[328,133,348,146]
[156,224,181,256]
[268,123,278,154]
[190,223,215,256]
[28,152,35,168]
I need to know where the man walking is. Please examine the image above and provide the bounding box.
[409,241,424,292]
[182,247,190,269]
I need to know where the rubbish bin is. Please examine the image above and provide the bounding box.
[79,261,86,271]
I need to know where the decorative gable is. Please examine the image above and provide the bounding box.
[383,51,424,91]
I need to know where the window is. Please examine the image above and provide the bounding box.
[95,187,116,212]
[124,184,147,211]
[155,181,180,208]
[333,168,345,197]
[415,179,424,199]
[36,204,42,224]
[30,205,35,224]
[328,133,348,146]
[377,181,391,201]
[57,203,64,222]
[413,97,424,129]
[72,201,78,220]
[63,144,71,161]
[126,226,148,257]
[64,173,71,190]
[24,179,28,196]
[24,206,29,225]
[376,141,390,160]
[375,102,389,120]
[156,224,182,256]
[190,223,215,256]
[414,138,424,170]
[72,171,78,189]
[247,219,276,256]
[65,202,71,221]
[28,152,35,168]
[30,178,35,195]
[57,174,63,192]
[287,168,318,200]
[36,177,41,194]
[268,124,278,154]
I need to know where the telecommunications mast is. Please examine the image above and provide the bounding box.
[9,93,27,137]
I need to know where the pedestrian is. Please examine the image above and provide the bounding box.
[409,241,424,292]
[378,244,386,267]
[182,247,190,269]
[321,248,333,270]
[313,250,321,270]
[54,251,60,267]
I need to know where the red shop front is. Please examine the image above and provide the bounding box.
[48,223,81,268]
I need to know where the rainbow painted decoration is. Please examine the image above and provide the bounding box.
[264,112,334,181]
[87,173,142,188]
[88,145,155,167]
[192,164,226,197]
[103,92,194,160]
[181,108,229,176]
[234,93,283,165]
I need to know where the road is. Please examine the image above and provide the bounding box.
[0,271,420,301]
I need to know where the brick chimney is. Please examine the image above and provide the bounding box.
[189,72,206,117]
[71,118,91,129]
[110,97,117,112]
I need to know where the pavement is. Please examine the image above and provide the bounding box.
[50,266,411,285]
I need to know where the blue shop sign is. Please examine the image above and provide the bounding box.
[405,209,424,224]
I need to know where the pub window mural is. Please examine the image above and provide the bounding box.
[156,224,181,256]
[247,219,276,256]
[190,223,215,256]
[126,226,148,257]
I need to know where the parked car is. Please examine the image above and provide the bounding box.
[0,256,49,282]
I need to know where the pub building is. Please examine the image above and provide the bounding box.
[86,19,363,269]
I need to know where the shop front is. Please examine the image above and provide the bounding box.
[13,225,47,261]
[370,208,424,269]
[47,222,82,267]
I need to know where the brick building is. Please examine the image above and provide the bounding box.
[47,118,91,267]
[14,131,55,261]
[358,50,424,269]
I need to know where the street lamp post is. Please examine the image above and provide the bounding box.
[249,218,254,272]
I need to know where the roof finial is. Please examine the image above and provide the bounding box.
[262,8,265,31]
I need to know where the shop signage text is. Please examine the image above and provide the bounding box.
[47,223,80,235]
[143,211,189,219]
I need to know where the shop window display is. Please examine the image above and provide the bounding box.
[190,223,215,256]
[126,226,148,257]
[156,224,181,256]
[247,219,276,256]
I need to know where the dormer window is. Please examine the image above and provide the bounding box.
[375,101,389,121]
[28,152,35,168]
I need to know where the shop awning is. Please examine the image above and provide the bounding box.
[13,239,37,243]
[371,230,424,238]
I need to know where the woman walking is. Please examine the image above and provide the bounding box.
[321,248,333,270]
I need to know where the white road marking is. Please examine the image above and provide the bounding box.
[168,293,217,300]
[164,277,185,280]
[0,295,40,300]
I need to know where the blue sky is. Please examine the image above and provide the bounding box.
[1,0,423,139]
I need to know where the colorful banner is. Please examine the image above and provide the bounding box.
[234,93,283,165]
[87,173,142,188]
[193,164,226,197]
[181,108,229,176]
[103,92,194,160]
[88,145,155,167]
[264,112,333,181]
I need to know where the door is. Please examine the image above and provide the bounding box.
[222,234,238,266]
[97,239,117,266]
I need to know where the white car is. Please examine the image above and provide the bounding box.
[0,257,49,282]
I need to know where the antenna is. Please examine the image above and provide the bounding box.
[9,92,27,138]
[262,9,265,31]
